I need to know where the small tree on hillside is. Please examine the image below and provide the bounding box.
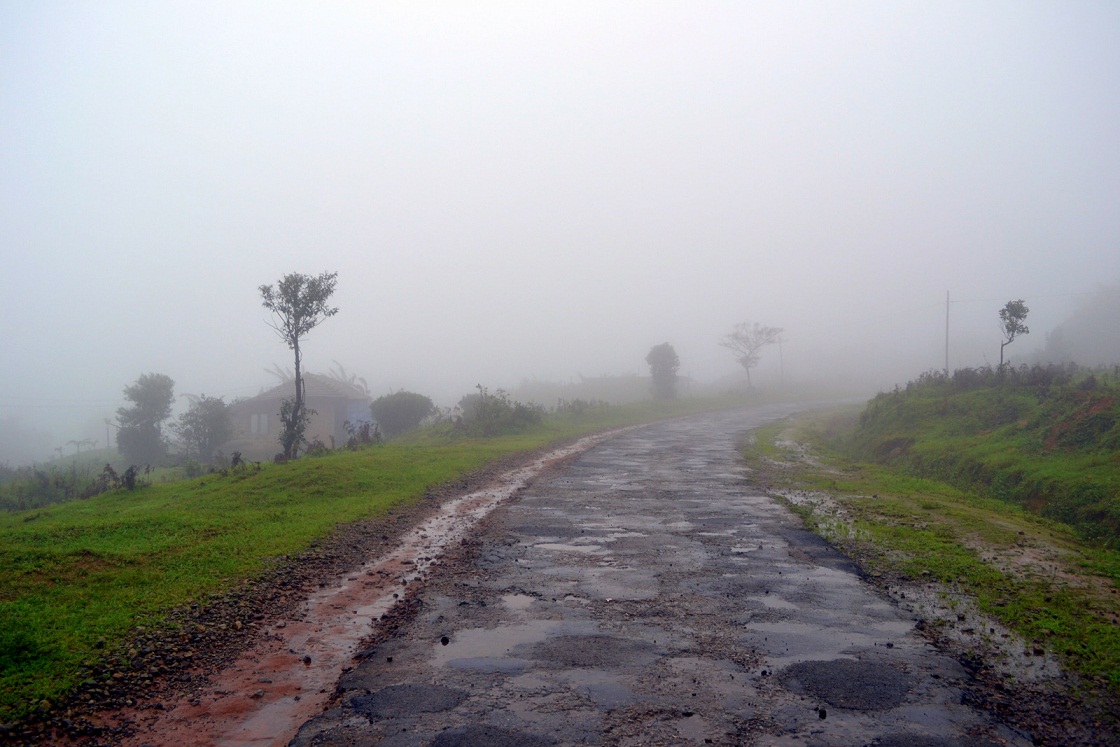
[116,373,175,465]
[720,322,783,387]
[173,395,232,463]
[259,271,339,458]
[370,391,435,438]
[645,342,680,399]
[998,299,1030,372]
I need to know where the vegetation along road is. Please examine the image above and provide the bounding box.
[7,394,1119,745]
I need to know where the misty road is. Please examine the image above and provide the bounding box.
[291,406,1030,747]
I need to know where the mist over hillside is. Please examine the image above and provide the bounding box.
[1034,283,1120,368]
[3,3,1119,464]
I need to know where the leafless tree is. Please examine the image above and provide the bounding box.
[720,322,783,387]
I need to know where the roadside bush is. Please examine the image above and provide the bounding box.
[455,386,544,437]
[370,391,435,438]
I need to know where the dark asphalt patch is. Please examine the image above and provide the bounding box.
[776,527,866,576]
[865,736,975,747]
[349,683,468,719]
[528,635,656,668]
[779,659,914,710]
[429,724,555,747]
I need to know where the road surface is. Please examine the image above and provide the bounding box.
[290,406,1030,747]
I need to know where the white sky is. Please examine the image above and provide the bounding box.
[3,1,1119,455]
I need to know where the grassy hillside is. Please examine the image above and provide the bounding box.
[744,407,1120,708]
[0,394,749,724]
[843,365,1120,546]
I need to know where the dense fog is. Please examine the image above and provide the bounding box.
[3,3,1119,463]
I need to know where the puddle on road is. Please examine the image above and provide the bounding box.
[433,620,558,665]
[752,595,799,610]
[105,429,632,747]
[502,593,536,612]
[675,713,712,742]
[535,542,605,554]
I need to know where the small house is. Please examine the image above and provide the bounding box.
[225,373,373,460]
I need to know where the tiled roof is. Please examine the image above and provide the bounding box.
[247,373,370,402]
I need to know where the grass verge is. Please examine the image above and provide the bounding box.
[744,406,1120,697]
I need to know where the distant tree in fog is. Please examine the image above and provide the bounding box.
[259,271,339,459]
[720,322,783,387]
[998,299,1030,372]
[116,373,175,465]
[370,391,435,438]
[172,395,232,463]
[645,342,680,399]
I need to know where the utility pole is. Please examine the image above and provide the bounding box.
[944,291,950,376]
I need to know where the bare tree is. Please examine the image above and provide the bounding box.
[720,322,783,387]
[998,299,1030,372]
[259,272,339,458]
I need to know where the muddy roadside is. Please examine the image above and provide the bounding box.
[2,436,601,747]
[751,424,1120,746]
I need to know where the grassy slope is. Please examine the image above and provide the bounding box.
[846,375,1120,544]
[0,395,749,722]
[746,405,1120,698]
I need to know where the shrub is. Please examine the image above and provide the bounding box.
[455,386,543,437]
[369,391,435,438]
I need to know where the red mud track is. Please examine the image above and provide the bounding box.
[26,430,629,747]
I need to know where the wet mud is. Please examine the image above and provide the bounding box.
[35,430,627,747]
[292,407,1036,746]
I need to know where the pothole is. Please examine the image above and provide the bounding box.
[778,658,914,710]
[529,635,657,668]
[428,724,556,747]
[349,683,468,719]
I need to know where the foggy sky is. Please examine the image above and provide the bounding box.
[3,2,1120,459]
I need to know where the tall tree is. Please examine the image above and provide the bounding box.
[645,343,680,399]
[720,322,783,387]
[172,395,232,463]
[998,299,1030,371]
[259,272,339,458]
[116,373,175,465]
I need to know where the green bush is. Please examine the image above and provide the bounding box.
[456,386,544,437]
[370,391,435,438]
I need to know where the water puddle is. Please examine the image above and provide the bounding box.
[433,620,557,665]
[535,542,605,554]
[752,595,799,610]
[501,593,536,612]
[108,429,632,747]
[675,713,712,742]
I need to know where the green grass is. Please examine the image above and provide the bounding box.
[845,372,1120,544]
[0,394,763,722]
[751,407,1120,694]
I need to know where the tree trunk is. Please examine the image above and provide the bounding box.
[290,338,303,459]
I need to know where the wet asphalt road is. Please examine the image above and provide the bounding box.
[291,406,1032,747]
